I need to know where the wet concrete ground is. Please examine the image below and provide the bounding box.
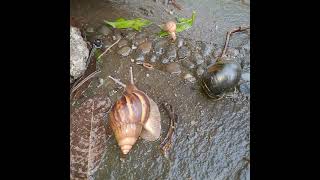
[71,0,250,179]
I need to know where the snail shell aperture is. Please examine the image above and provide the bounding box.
[201,60,241,99]
[109,67,161,155]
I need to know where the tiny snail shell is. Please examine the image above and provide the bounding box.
[164,21,177,42]
[201,60,241,99]
[108,67,161,155]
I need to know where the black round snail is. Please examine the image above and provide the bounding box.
[201,60,241,99]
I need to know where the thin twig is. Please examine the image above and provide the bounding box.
[160,103,178,157]
[97,37,121,59]
[108,76,127,88]
[171,0,182,10]
[70,70,101,97]
[220,26,250,59]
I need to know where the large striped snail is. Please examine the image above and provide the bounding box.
[108,67,161,155]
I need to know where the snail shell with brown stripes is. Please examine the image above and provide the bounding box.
[108,67,161,155]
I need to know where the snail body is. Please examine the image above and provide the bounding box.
[201,60,241,99]
[108,67,161,155]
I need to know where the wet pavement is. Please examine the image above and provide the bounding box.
[71,0,250,179]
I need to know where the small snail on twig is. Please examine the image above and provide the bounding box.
[108,67,161,155]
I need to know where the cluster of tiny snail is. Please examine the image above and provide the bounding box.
[107,22,248,155]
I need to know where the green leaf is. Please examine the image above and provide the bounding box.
[104,18,152,31]
[159,11,196,37]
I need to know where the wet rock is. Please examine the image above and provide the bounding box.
[154,39,167,55]
[102,40,113,49]
[240,82,250,95]
[196,66,205,76]
[161,57,170,64]
[112,33,122,41]
[125,31,136,40]
[70,26,89,81]
[178,46,191,59]
[97,25,112,36]
[150,55,157,63]
[134,52,145,62]
[118,39,128,48]
[177,38,184,48]
[117,46,131,56]
[166,45,177,61]
[182,60,195,69]
[86,26,94,33]
[241,72,250,82]
[88,34,104,43]
[184,74,196,83]
[201,43,214,57]
[132,37,146,46]
[139,7,154,16]
[193,53,204,65]
[138,41,152,54]
[166,62,181,74]
[135,32,147,39]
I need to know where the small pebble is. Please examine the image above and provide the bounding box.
[201,43,213,57]
[193,53,204,65]
[184,74,196,83]
[154,39,168,55]
[196,66,205,76]
[191,120,197,125]
[97,78,104,88]
[112,33,122,41]
[131,59,135,62]
[125,31,136,40]
[166,45,177,61]
[118,39,128,48]
[86,27,94,33]
[138,41,152,54]
[177,38,184,48]
[102,40,113,49]
[133,37,146,46]
[135,53,145,62]
[146,74,150,77]
[150,55,157,62]
[166,62,181,74]
[97,25,112,36]
[178,46,191,59]
[182,60,195,69]
[117,46,131,56]
[131,44,137,50]
[161,58,170,64]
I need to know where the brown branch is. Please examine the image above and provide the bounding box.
[160,103,178,157]
[219,26,250,60]
[171,0,182,10]
[70,70,101,98]
[97,37,121,60]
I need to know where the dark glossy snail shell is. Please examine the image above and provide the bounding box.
[201,60,241,99]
